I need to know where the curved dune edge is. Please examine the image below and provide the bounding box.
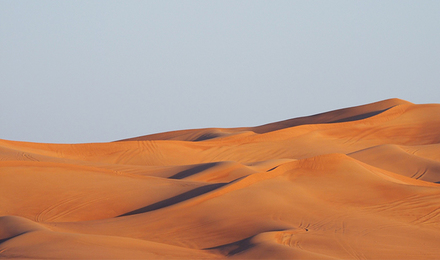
[1,98,440,259]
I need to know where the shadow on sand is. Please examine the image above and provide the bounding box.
[118,183,226,217]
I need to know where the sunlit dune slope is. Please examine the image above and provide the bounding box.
[1,98,440,259]
[349,144,440,183]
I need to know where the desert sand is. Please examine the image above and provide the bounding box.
[1,98,440,259]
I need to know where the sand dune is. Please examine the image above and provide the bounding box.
[1,98,440,259]
[349,144,440,182]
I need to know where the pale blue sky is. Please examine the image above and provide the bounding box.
[1,1,439,143]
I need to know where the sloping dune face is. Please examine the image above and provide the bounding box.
[1,98,440,259]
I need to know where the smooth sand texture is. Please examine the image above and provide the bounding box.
[1,98,440,259]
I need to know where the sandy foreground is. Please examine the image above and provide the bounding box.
[1,98,440,259]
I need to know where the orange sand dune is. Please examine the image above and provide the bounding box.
[1,98,440,259]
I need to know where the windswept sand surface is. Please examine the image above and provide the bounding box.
[1,98,440,259]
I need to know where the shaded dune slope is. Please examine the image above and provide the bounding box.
[1,98,440,259]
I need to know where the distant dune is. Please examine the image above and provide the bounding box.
[1,98,440,259]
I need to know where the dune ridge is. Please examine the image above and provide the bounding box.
[1,98,440,259]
